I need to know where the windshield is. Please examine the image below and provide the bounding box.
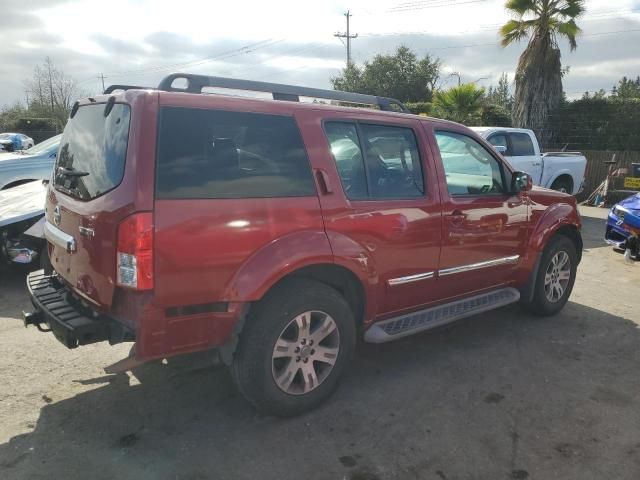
[0,133,13,140]
[27,135,61,155]
[53,103,131,200]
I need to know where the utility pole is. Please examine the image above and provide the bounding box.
[99,73,107,93]
[334,10,358,66]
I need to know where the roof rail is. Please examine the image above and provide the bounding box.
[104,73,409,113]
[103,84,153,94]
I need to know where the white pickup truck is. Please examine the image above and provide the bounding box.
[470,127,587,195]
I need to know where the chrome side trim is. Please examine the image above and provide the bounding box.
[387,271,435,286]
[439,255,520,277]
[44,221,76,253]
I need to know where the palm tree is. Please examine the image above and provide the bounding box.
[500,0,585,140]
[432,84,485,125]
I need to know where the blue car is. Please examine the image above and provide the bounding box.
[0,132,34,152]
[606,192,640,253]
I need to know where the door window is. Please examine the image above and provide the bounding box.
[324,121,425,200]
[487,133,509,154]
[508,132,535,156]
[324,122,368,199]
[434,131,505,195]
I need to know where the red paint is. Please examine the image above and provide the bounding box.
[43,89,581,360]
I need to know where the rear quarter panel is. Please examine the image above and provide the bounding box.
[541,155,587,194]
[149,93,331,357]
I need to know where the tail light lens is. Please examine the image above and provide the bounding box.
[117,212,153,290]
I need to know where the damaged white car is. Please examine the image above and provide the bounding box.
[0,180,48,269]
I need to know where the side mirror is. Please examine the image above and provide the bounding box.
[494,145,507,154]
[511,171,532,193]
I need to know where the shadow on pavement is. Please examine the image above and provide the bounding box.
[1,302,639,480]
[579,215,608,251]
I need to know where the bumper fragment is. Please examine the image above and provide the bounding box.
[25,270,130,348]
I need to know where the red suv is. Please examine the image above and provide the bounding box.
[25,74,582,416]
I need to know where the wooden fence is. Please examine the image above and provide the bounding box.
[575,150,640,203]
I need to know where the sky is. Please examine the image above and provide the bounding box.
[1,0,639,106]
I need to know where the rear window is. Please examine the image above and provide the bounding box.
[54,103,131,200]
[508,132,535,156]
[156,107,315,199]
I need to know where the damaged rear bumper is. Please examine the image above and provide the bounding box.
[24,270,134,349]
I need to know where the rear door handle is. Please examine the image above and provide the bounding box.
[315,169,333,194]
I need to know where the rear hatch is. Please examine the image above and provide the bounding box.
[46,94,156,309]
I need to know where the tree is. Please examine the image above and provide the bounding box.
[581,89,607,100]
[612,76,640,99]
[500,0,585,142]
[432,84,485,125]
[23,57,84,127]
[331,63,365,94]
[331,46,441,103]
[486,73,513,112]
[481,104,512,127]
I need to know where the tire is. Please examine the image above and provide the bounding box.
[231,278,356,416]
[550,177,572,194]
[522,235,577,316]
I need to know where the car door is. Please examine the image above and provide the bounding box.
[429,125,529,300]
[506,131,542,183]
[297,110,443,317]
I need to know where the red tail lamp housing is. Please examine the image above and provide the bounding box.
[116,212,153,290]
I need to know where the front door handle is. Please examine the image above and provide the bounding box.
[446,209,466,226]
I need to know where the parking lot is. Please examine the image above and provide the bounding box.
[0,206,638,480]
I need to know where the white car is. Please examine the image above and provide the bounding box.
[0,134,60,190]
[0,132,34,152]
[471,127,587,195]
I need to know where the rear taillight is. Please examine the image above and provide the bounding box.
[117,212,153,290]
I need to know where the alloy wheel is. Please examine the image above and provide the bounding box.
[544,250,571,303]
[271,310,340,395]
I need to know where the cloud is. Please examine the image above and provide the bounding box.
[91,34,148,56]
[0,0,639,107]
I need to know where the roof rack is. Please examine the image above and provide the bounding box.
[104,73,409,113]
[103,84,150,93]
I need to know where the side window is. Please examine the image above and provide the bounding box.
[487,133,509,153]
[434,131,505,196]
[324,121,425,200]
[359,124,424,198]
[508,132,535,156]
[324,122,368,200]
[156,107,315,199]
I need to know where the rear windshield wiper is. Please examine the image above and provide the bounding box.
[57,166,89,177]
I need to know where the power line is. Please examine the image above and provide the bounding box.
[334,10,358,66]
[77,38,282,84]
[388,0,489,12]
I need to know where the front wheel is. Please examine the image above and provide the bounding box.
[522,235,577,316]
[231,278,356,416]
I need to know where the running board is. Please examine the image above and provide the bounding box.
[364,287,520,343]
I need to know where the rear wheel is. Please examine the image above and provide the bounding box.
[231,278,355,416]
[523,235,577,316]
[550,177,573,194]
